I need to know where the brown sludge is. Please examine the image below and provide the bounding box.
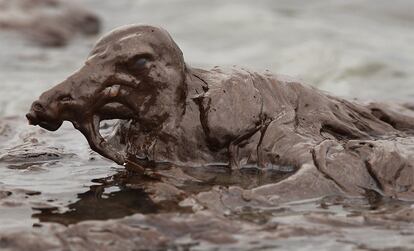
[0,0,100,47]
[26,24,414,204]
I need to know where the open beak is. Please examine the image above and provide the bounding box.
[25,83,133,165]
[74,114,126,165]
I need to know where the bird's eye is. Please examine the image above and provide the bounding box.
[133,58,147,69]
[126,55,152,73]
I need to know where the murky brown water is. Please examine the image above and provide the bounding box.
[1,0,414,250]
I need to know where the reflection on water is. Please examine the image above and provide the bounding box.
[33,164,294,225]
[33,183,161,225]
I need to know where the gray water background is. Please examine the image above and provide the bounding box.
[1,0,414,117]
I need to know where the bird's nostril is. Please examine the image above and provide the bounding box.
[32,101,44,112]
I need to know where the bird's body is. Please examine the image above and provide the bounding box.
[27,24,414,201]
